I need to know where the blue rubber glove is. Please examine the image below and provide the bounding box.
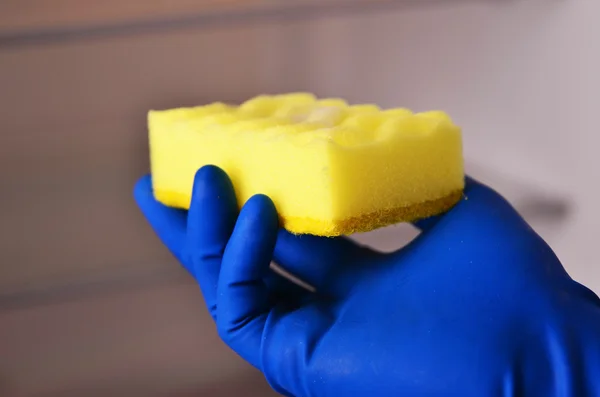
[134,166,600,397]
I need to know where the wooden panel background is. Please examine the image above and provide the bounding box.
[0,0,383,34]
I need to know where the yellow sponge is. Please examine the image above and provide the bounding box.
[148,93,464,236]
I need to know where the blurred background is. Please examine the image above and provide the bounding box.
[1,0,599,396]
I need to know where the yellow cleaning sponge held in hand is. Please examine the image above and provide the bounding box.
[148,93,464,236]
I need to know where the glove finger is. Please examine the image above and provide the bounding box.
[410,176,476,232]
[185,165,238,320]
[217,194,279,368]
[411,215,444,232]
[450,176,533,234]
[133,175,187,262]
[406,176,531,252]
[273,230,375,297]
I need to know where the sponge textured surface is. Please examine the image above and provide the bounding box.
[148,93,464,236]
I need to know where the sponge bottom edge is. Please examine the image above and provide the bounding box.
[296,190,463,236]
[153,189,463,237]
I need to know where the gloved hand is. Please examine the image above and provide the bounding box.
[134,166,600,397]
